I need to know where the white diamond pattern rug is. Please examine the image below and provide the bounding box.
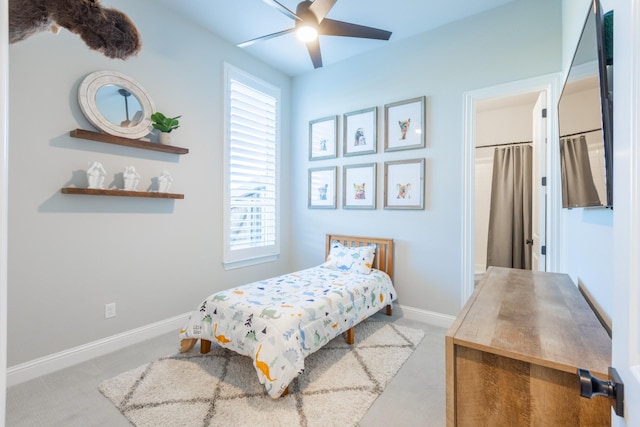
[99,319,425,427]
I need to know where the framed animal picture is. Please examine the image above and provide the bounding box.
[384,96,426,152]
[384,158,425,209]
[308,166,337,209]
[343,163,376,209]
[343,107,377,157]
[309,115,338,160]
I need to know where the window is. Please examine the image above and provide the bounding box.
[223,64,280,268]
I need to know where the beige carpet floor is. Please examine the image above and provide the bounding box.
[99,319,425,427]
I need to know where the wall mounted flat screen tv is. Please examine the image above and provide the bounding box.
[558,0,613,208]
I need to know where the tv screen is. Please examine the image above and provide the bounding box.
[558,0,613,208]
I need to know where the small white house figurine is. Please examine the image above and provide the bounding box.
[158,169,173,193]
[123,166,141,191]
[86,161,107,189]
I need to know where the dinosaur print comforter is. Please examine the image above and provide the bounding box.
[179,266,396,398]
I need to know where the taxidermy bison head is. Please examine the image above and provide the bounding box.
[9,0,141,60]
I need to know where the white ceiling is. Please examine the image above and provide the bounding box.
[154,0,516,76]
[477,92,541,112]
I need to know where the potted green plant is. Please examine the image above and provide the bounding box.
[151,112,181,145]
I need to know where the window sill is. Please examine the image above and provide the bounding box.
[222,254,279,270]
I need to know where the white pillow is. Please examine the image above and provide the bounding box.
[322,241,375,274]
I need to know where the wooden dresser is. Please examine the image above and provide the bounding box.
[446,267,611,426]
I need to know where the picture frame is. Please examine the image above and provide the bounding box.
[384,158,425,210]
[384,96,426,152]
[309,115,338,160]
[308,166,337,209]
[343,163,376,209]
[343,107,377,157]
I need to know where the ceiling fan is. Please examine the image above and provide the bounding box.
[238,0,392,69]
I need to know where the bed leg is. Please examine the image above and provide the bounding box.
[180,338,197,353]
[346,327,355,345]
[280,386,289,398]
[386,304,392,316]
[200,339,212,354]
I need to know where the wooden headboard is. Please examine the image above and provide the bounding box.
[325,234,394,280]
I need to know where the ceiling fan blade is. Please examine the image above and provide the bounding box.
[319,18,392,40]
[308,0,337,23]
[262,0,302,21]
[306,39,323,69]
[238,28,296,48]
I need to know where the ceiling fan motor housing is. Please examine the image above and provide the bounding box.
[295,1,319,28]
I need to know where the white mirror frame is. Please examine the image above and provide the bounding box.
[78,70,155,139]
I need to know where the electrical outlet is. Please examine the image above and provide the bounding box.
[105,303,116,319]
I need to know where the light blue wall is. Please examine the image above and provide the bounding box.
[7,0,614,369]
[290,0,562,317]
[560,0,614,321]
[7,0,292,366]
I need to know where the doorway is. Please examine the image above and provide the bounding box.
[474,92,541,274]
[461,74,562,306]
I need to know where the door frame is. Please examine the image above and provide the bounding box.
[1,0,9,423]
[461,73,562,306]
[612,0,640,422]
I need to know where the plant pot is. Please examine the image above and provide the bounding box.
[158,132,172,145]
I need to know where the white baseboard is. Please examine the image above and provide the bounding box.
[7,313,190,387]
[7,305,455,387]
[396,304,456,329]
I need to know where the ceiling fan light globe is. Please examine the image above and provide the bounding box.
[297,25,318,42]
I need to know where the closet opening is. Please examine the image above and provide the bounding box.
[462,74,561,306]
[473,91,547,279]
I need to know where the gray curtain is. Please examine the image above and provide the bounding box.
[486,145,532,270]
[560,136,601,207]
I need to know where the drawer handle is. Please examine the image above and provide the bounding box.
[577,367,624,417]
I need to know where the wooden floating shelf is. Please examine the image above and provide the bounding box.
[70,129,189,155]
[61,187,184,199]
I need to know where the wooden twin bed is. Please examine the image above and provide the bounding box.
[179,234,395,398]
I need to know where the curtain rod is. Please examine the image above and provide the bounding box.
[476,140,532,149]
[560,128,601,138]
[477,127,603,149]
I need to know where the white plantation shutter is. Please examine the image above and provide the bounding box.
[224,64,280,268]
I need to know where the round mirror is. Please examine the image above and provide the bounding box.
[78,71,155,139]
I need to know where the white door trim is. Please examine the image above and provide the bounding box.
[461,73,562,307]
[612,0,640,423]
[532,91,547,271]
[1,0,9,423]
